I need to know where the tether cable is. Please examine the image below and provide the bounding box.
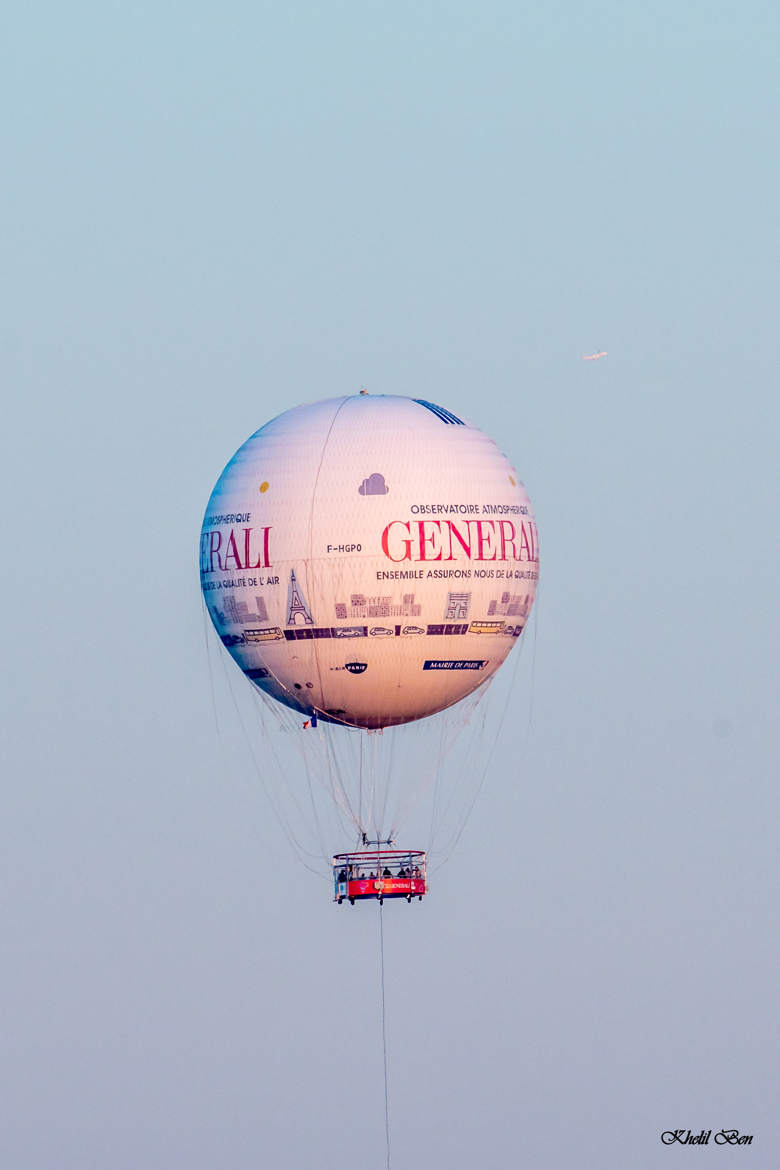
[379,901,391,1170]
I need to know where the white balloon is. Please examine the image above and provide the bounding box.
[200,394,538,728]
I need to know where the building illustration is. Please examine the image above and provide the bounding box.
[212,594,270,628]
[444,591,471,621]
[335,592,422,620]
[486,592,531,619]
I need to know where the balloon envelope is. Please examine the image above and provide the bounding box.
[200,394,538,728]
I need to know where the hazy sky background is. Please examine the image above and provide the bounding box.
[3,2,779,1167]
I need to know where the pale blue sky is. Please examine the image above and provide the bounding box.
[2,2,779,1167]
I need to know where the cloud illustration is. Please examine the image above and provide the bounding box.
[358,472,389,496]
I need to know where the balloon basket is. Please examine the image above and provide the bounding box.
[332,850,427,905]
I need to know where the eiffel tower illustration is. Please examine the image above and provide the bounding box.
[286,569,314,625]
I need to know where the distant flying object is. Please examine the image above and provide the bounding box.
[582,351,607,361]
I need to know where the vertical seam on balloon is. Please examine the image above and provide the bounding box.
[306,396,351,720]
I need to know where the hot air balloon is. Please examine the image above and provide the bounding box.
[200,393,539,902]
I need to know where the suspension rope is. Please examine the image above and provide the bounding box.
[217,639,323,876]
[253,693,328,864]
[358,734,364,833]
[367,732,380,840]
[378,901,391,1170]
[430,609,536,872]
[201,599,221,735]
[324,728,364,835]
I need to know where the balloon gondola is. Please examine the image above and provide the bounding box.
[333,849,427,904]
